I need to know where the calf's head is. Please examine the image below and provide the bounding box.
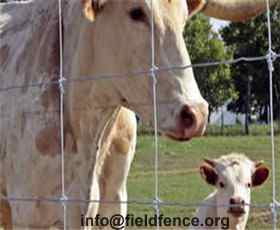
[80,0,275,141]
[200,154,269,219]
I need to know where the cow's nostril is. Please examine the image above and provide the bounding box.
[230,198,235,205]
[180,106,195,129]
[241,200,245,205]
[171,103,208,140]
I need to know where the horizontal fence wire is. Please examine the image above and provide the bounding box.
[0,196,276,209]
[0,0,279,229]
[0,55,277,93]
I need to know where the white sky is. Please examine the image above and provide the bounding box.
[210,18,229,32]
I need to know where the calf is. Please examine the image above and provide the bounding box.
[195,153,269,230]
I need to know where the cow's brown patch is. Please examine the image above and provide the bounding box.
[0,199,12,229]
[35,124,77,157]
[35,125,61,157]
[111,137,130,155]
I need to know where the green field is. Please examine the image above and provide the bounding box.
[127,135,280,229]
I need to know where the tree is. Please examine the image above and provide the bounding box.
[184,14,236,119]
[221,5,280,123]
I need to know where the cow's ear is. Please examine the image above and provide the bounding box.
[200,163,218,186]
[82,0,107,22]
[186,0,206,19]
[252,163,269,187]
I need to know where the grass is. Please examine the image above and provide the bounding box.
[127,135,280,229]
[138,123,280,137]
[205,124,280,136]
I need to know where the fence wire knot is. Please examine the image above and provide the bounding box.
[58,77,66,94]
[59,195,68,206]
[275,200,280,207]
[270,202,278,225]
[153,197,162,211]
[266,50,277,72]
[150,65,159,83]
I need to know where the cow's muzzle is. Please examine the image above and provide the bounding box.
[228,197,246,218]
[165,103,208,141]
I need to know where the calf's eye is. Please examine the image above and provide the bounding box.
[219,182,225,188]
[129,7,146,22]
[247,183,251,188]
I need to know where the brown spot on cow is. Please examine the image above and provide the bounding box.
[111,137,130,155]
[0,199,12,230]
[35,124,77,157]
[35,125,61,157]
[0,187,12,230]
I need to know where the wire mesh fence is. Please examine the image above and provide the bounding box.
[0,0,279,229]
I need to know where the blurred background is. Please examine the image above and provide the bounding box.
[128,6,280,230]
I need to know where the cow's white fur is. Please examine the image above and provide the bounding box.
[193,153,269,230]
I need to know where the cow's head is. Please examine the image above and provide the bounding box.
[79,0,274,141]
[200,154,269,220]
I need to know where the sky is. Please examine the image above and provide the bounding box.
[210,18,229,32]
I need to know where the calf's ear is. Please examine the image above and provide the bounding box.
[252,162,269,187]
[186,0,206,19]
[82,0,107,22]
[200,162,218,186]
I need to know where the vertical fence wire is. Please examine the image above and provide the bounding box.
[58,0,67,229]
[265,0,278,228]
[150,0,160,228]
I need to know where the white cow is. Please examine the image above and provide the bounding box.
[194,153,269,230]
[0,0,276,228]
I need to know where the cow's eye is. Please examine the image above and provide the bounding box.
[129,7,146,22]
[247,183,251,188]
[219,182,225,188]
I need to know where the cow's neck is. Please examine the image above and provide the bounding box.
[66,18,122,214]
[228,215,248,230]
[68,17,123,136]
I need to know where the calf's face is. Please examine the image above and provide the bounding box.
[200,156,269,219]
[81,0,208,141]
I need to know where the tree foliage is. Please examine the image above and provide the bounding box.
[184,14,236,115]
[221,5,280,121]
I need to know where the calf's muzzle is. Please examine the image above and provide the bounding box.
[228,196,246,218]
